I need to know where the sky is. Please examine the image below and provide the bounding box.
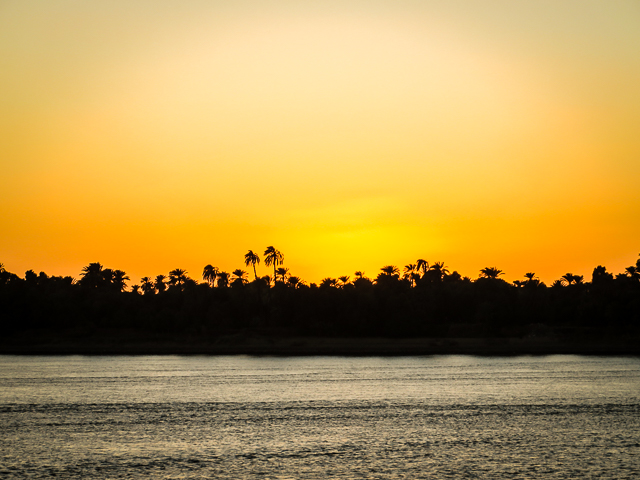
[1,0,639,285]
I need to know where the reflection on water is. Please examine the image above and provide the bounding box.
[1,355,639,479]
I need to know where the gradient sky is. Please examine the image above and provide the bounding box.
[2,0,639,285]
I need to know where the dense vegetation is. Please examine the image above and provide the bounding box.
[1,249,639,346]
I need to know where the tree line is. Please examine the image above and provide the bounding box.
[1,249,639,342]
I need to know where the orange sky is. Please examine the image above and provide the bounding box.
[2,0,639,285]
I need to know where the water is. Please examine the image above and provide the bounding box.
[1,355,639,478]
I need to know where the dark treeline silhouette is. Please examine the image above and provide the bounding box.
[1,252,639,351]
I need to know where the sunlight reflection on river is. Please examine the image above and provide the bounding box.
[1,355,639,478]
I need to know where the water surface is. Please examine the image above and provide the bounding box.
[1,355,638,478]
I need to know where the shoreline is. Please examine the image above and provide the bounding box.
[1,336,638,356]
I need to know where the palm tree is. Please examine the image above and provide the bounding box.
[287,276,304,288]
[202,264,219,287]
[168,269,188,289]
[560,273,582,286]
[102,268,114,288]
[625,266,639,281]
[353,271,372,288]
[592,265,612,284]
[479,267,503,279]
[430,262,449,280]
[216,271,230,288]
[154,274,167,293]
[232,269,248,285]
[523,272,540,287]
[264,246,284,284]
[244,250,261,281]
[81,262,103,276]
[380,265,400,277]
[338,275,351,287]
[320,277,338,288]
[80,262,104,288]
[141,276,155,295]
[112,270,129,292]
[416,259,429,277]
[403,264,417,286]
[275,267,289,283]
[403,264,416,275]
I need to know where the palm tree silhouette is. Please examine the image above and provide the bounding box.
[168,269,188,289]
[592,265,613,284]
[320,277,338,288]
[354,271,365,280]
[287,276,303,288]
[154,274,166,293]
[561,273,575,286]
[112,270,129,292]
[244,250,261,281]
[80,262,104,288]
[102,268,114,284]
[216,271,230,288]
[264,246,284,285]
[202,264,219,287]
[479,267,503,279]
[275,267,289,283]
[416,259,429,278]
[380,265,400,277]
[522,272,541,287]
[338,275,350,287]
[141,276,154,294]
[403,264,417,286]
[232,269,248,285]
[626,266,639,281]
[430,262,449,280]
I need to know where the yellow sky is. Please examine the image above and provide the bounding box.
[2,0,639,284]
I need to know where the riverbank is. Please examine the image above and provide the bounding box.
[1,332,638,356]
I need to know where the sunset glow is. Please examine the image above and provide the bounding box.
[2,0,639,284]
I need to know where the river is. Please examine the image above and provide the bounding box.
[1,355,638,478]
